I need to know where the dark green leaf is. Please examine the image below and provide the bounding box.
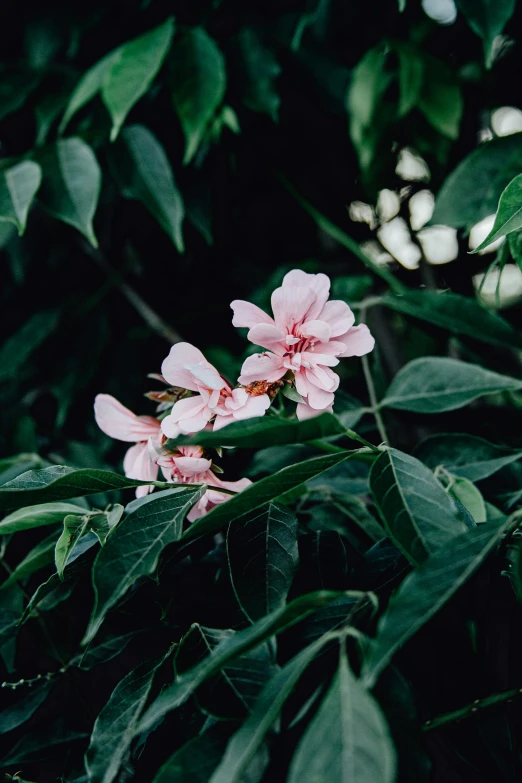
[138,591,346,733]
[414,433,522,481]
[1,718,88,765]
[288,647,396,783]
[38,137,101,247]
[171,28,226,164]
[236,27,280,120]
[183,452,361,542]
[362,516,519,687]
[455,0,516,68]
[20,549,91,624]
[77,630,142,670]
[102,18,175,141]
[381,357,522,413]
[418,57,462,140]
[0,679,54,734]
[209,631,341,783]
[432,133,522,229]
[396,44,424,117]
[347,46,391,171]
[0,161,41,234]
[380,290,522,349]
[110,124,184,251]
[0,610,20,646]
[370,449,466,565]
[227,503,299,621]
[55,513,93,578]
[447,476,486,524]
[0,311,59,385]
[1,530,58,589]
[86,655,165,783]
[153,725,232,783]
[59,50,121,134]
[83,487,204,644]
[0,501,82,534]
[0,68,40,123]
[471,173,522,252]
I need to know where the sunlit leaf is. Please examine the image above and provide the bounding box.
[471,173,522,252]
[0,501,84,535]
[59,50,121,134]
[0,161,41,234]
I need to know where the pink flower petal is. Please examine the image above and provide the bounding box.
[238,352,286,384]
[233,393,270,420]
[337,324,375,357]
[300,319,331,343]
[178,409,213,434]
[306,365,338,392]
[283,270,330,319]
[123,441,159,483]
[231,300,274,328]
[306,384,335,410]
[271,286,317,334]
[170,395,208,422]
[161,415,181,439]
[294,371,310,397]
[297,401,333,420]
[302,351,339,368]
[247,323,286,353]
[212,413,234,431]
[318,300,355,336]
[173,456,212,476]
[161,343,213,391]
[184,364,224,391]
[94,394,160,443]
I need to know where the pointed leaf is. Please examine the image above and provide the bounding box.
[59,50,121,134]
[1,531,58,589]
[455,0,516,68]
[110,124,184,251]
[0,161,41,234]
[210,632,341,783]
[370,449,466,565]
[102,18,174,141]
[77,630,142,670]
[85,655,165,783]
[236,27,280,120]
[0,311,60,385]
[55,514,92,579]
[447,476,486,524]
[227,503,299,621]
[38,137,101,247]
[288,648,396,783]
[171,28,226,164]
[137,591,346,733]
[0,679,54,734]
[414,433,522,481]
[362,516,520,687]
[0,501,84,534]
[83,486,204,644]
[471,173,522,252]
[381,357,522,413]
[153,725,232,783]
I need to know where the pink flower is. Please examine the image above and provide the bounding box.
[155,444,251,522]
[160,342,270,438]
[94,394,161,497]
[231,269,374,419]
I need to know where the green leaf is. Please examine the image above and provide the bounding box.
[471,173,522,252]
[38,137,101,247]
[227,503,299,621]
[288,647,396,783]
[154,725,236,783]
[55,513,96,579]
[432,133,522,229]
[455,0,516,68]
[447,476,486,524]
[396,44,424,117]
[1,530,58,590]
[362,516,520,687]
[102,17,175,141]
[137,591,346,733]
[370,449,466,565]
[0,310,59,385]
[0,161,42,234]
[381,357,522,413]
[0,609,21,647]
[59,50,121,134]
[0,68,40,123]
[0,502,83,535]
[183,452,361,543]
[236,27,281,120]
[85,655,165,783]
[171,28,226,164]
[83,487,204,645]
[209,631,341,783]
[1,719,88,765]
[418,57,462,139]
[20,550,90,625]
[0,679,53,734]
[347,46,392,171]
[380,290,522,349]
[110,124,184,251]
[175,624,272,720]
[0,465,170,512]
[172,412,348,449]
[414,433,522,482]
[77,630,142,670]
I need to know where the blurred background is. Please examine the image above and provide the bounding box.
[1,0,522,472]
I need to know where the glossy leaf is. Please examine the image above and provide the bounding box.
[288,648,396,783]
[380,290,522,349]
[455,0,516,68]
[0,679,54,733]
[227,503,299,621]
[59,50,120,134]
[381,357,522,413]
[83,487,204,644]
[0,501,82,534]
[110,124,184,251]
[85,655,165,783]
[55,513,94,579]
[0,161,41,234]
[173,412,348,449]
[138,591,345,733]
[1,530,58,589]
[432,133,522,229]
[171,28,226,164]
[102,18,174,141]
[0,311,59,385]
[471,173,522,252]
[38,137,101,247]
[414,433,522,481]
[183,452,361,542]
[210,631,341,783]
[370,449,466,565]
[447,476,486,524]
[362,516,520,687]
[0,465,169,511]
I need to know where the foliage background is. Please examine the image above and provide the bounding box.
[4,0,522,781]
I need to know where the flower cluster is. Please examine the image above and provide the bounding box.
[94,269,374,519]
